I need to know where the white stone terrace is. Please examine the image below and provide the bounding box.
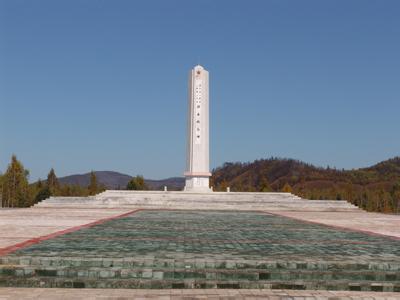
[34,190,360,212]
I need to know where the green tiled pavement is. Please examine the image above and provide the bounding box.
[1,210,399,291]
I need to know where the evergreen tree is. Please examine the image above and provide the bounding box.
[2,155,30,207]
[47,168,59,195]
[34,186,51,203]
[36,179,43,190]
[88,171,98,195]
[126,175,148,190]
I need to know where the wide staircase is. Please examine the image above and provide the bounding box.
[34,190,360,212]
[1,256,399,291]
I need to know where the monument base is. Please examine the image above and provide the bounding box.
[184,174,212,192]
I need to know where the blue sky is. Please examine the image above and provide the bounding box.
[1,0,399,181]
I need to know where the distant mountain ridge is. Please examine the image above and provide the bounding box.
[58,171,185,191]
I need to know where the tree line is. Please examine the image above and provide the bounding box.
[2,154,399,213]
[0,155,105,208]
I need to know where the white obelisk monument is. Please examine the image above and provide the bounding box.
[184,65,212,192]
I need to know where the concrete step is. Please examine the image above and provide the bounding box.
[4,256,399,272]
[0,275,398,291]
[2,264,399,283]
[33,205,359,212]
[34,204,359,212]
[36,201,356,207]
[37,197,352,204]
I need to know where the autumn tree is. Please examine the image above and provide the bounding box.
[281,183,292,193]
[219,180,229,192]
[259,175,272,192]
[0,173,4,207]
[390,183,400,213]
[247,173,255,192]
[1,155,31,207]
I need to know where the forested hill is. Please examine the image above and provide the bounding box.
[211,157,400,213]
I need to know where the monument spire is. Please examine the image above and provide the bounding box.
[184,65,212,192]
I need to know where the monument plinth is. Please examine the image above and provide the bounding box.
[184,65,212,192]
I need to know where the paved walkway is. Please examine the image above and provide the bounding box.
[0,208,133,250]
[268,211,400,239]
[0,288,399,299]
[0,207,399,255]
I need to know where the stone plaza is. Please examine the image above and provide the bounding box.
[0,191,400,298]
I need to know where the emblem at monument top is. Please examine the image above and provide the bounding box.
[184,65,212,192]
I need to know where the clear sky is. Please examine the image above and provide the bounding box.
[1,0,399,181]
